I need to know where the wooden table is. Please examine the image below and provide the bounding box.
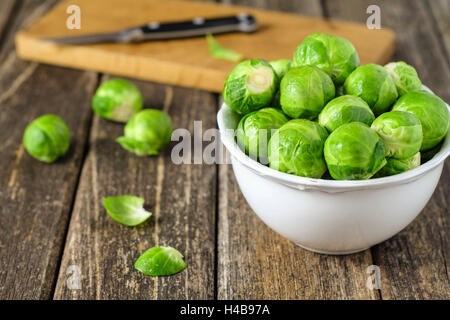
[0,0,448,300]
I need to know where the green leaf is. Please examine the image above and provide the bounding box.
[103,195,152,226]
[206,34,243,62]
[135,246,186,276]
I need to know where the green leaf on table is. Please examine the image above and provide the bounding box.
[206,34,243,62]
[135,246,186,276]
[103,195,152,226]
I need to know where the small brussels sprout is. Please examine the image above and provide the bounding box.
[268,119,329,178]
[384,61,422,96]
[223,59,278,115]
[92,78,143,122]
[116,109,172,156]
[392,90,449,151]
[344,64,398,115]
[280,66,335,119]
[371,111,422,159]
[237,108,289,162]
[318,95,375,132]
[293,33,360,85]
[270,59,292,79]
[375,152,421,177]
[23,114,70,163]
[324,122,387,180]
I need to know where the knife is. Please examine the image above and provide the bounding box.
[44,13,258,45]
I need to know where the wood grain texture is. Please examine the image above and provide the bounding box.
[0,0,17,43]
[0,0,60,64]
[53,79,217,299]
[0,0,97,300]
[0,65,96,299]
[15,0,395,92]
[324,0,450,299]
[428,0,450,63]
[217,0,378,300]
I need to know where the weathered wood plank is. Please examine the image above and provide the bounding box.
[0,66,96,299]
[54,79,217,299]
[217,0,378,300]
[0,0,17,44]
[0,0,97,300]
[324,0,450,299]
[1,0,60,64]
[427,0,450,62]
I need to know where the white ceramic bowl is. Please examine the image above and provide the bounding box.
[217,86,450,254]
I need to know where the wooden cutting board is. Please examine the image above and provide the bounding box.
[15,0,395,93]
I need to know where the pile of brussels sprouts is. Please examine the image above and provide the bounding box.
[224,33,450,180]
[23,78,172,163]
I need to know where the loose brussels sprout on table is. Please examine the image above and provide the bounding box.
[371,111,422,159]
[117,109,172,156]
[375,152,421,177]
[344,64,398,115]
[268,119,329,178]
[23,114,70,163]
[384,61,422,96]
[392,90,449,151]
[318,95,375,132]
[324,122,387,180]
[293,33,360,85]
[92,78,143,122]
[237,107,289,162]
[223,59,278,115]
[280,65,335,119]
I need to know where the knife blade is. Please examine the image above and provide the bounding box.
[44,13,258,45]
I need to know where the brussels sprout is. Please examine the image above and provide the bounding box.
[318,95,375,132]
[324,122,387,180]
[293,33,360,85]
[23,114,70,163]
[392,90,449,151]
[92,78,143,122]
[237,108,289,162]
[344,64,398,115]
[270,59,292,79]
[268,119,329,178]
[270,60,292,109]
[384,61,422,96]
[280,66,335,119]
[371,111,422,159]
[375,152,421,177]
[223,59,278,115]
[116,109,172,156]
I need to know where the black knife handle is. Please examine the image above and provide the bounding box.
[120,13,258,42]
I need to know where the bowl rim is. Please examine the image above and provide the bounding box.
[217,85,450,191]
